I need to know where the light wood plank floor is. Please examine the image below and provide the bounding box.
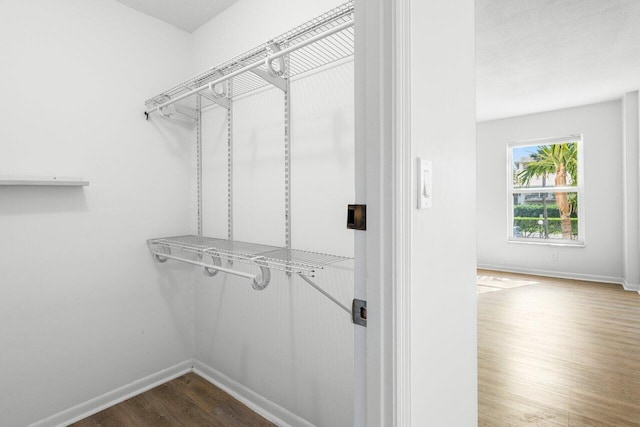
[478,270,640,426]
[71,373,275,427]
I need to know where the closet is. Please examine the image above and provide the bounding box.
[144,2,359,425]
[144,1,359,318]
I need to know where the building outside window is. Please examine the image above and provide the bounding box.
[507,135,584,245]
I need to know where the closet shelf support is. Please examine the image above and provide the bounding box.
[248,41,287,92]
[297,274,351,316]
[200,91,230,109]
[158,104,197,122]
[249,67,287,92]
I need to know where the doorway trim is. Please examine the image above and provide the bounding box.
[355,0,412,425]
[393,0,412,425]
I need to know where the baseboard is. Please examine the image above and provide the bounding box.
[477,263,628,289]
[192,360,314,427]
[621,278,640,292]
[30,360,193,427]
[29,359,313,427]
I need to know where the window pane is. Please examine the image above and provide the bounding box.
[512,142,579,189]
[512,192,579,240]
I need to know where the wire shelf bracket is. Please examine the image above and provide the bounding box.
[247,42,287,92]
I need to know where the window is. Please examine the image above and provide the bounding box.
[507,135,584,245]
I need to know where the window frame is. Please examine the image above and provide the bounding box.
[506,135,585,247]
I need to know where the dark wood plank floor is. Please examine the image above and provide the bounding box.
[71,372,275,427]
[478,270,640,426]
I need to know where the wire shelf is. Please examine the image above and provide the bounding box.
[144,1,354,111]
[148,235,351,277]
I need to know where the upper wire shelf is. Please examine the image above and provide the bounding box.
[144,1,354,114]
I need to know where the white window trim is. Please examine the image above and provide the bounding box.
[507,134,585,247]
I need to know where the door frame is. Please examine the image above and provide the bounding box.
[354,0,411,425]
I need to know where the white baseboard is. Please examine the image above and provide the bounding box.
[29,359,312,427]
[477,263,628,289]
[193,360,314,427]
[622,279,640,292]
[30,360,193,427]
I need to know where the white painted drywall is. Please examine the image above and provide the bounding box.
[410,0,478,425]
[192,1,355,426]
[192,0,346,73]
[477,100,624,283]
[623,91,640,289]
[0,1,196,425]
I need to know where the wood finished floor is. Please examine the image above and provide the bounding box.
[70,271,640,426]
[478,270,640,426]
[70,373,275,427]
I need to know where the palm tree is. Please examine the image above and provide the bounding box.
[516,143,578,239]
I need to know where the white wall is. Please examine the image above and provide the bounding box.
[477,100,625,283]
[192,1,355,426]
[0,1,195,425]
[410,0,478,425]
[192,0,345,73]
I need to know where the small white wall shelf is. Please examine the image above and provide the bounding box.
[0,176,89,187]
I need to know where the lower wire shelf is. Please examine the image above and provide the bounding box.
[147,235,352,292]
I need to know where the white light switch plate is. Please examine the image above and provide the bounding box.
[417,158,432,209]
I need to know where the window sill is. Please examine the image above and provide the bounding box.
[507,239,585,248]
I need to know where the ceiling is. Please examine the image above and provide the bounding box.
[114,0,640,121]
[476,0,640,121]
[115,0,238,33]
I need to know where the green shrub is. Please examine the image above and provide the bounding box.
[514,217,578,237]
[514,204,577,218]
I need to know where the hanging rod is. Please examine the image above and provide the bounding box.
[145,19,353,117]
[152,251,271,290]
